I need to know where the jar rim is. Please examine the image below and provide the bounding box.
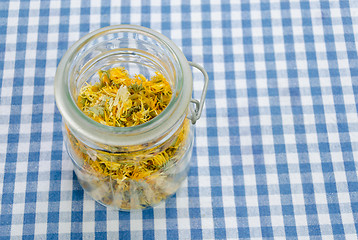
[54,25,192,146]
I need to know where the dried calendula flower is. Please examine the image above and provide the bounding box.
[72,66,190,209]
[78,67,172,127]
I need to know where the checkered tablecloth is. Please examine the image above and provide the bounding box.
[1,0,358,239]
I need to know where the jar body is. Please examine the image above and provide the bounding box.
[64,117,193,210]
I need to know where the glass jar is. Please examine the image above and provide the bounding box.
[54,25,208,210]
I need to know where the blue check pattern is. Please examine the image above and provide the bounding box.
[1,0,358,239]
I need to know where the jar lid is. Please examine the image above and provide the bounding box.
[54,25,192,146]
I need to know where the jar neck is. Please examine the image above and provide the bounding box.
[65,112,188,153]
[55,25,193,147]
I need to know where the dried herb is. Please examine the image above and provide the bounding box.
[70,66,191,209]
[78,67,172,127]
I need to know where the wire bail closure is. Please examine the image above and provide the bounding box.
[189,62,209,124]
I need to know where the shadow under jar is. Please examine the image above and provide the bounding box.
[54,25,208,210]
